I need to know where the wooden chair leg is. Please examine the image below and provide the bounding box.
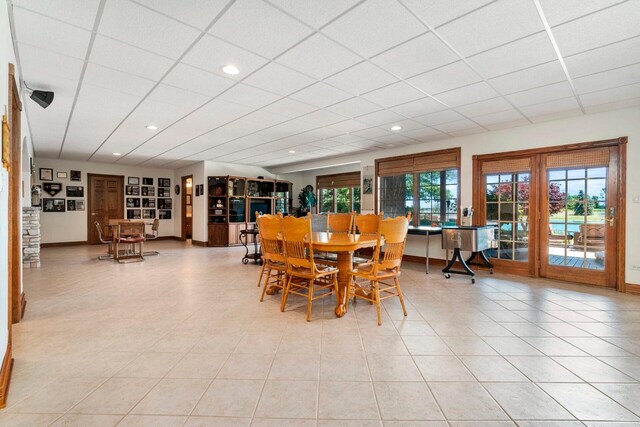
[306,279,314,322]
[374,281,382,326]
[395,277,408,317]
[260,267,272,302]
[280,274,290,312]
[257,262,267,287]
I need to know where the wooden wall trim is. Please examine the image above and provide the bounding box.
[617,138,627,292]
[41,241,88,248]
[0,342,13,408]
[626,284,640,295]
[19,293,26,320]
[191,240,207,247]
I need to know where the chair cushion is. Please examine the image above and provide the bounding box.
[119,236,145,243]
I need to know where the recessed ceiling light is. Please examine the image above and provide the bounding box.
[146,125,158,130]
[112,152,121,156]
[221,64,240,75]
[391,125,402,131]
[288,150,296,154]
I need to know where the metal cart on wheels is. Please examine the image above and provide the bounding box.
[442,226,497,284]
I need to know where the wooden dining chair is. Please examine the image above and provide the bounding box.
[115,222,146,263]
[256,213,287,302]
[94,221,113,260]
[348,215,409,325]
[327,212,354,233]
[353,212,383,266]
[280,216,338,322]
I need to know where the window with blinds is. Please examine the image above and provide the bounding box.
[316,171,361,213]
[376,148,460,225]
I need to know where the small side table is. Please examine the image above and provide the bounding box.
[239,228,261,264]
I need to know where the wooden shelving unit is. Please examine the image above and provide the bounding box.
[207,176,292,247]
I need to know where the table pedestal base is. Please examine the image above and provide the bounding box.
[334,252,353,318]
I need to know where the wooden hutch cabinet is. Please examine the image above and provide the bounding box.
[207,176,292,247]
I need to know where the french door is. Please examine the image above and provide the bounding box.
[540,147,618,287]
[474,139,625,288]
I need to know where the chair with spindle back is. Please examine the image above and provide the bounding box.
[280,216,338,322]
[256,212,286,302]
[348,215,409,325]
[352,212,383,266]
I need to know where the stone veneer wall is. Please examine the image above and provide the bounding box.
[22,207,41,268]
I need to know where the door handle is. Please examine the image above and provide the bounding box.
[608,207,615,226]
[91,213,96,216]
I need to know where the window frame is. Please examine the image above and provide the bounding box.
[316,171,361,214]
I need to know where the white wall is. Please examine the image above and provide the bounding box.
[272,106,640,286]
[33,158,178,243]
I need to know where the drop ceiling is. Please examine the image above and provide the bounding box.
[9,0,640,169]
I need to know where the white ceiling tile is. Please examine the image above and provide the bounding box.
[83,63,156,97]
[361,81,425,108]
[324,62,398,95]
[472,109,526,127]
[488,61,567,94]
[373,134,413,145]
[13,7,91,60]
[388,119,425,133]
[209,0,313,59]
[348,140,383,149]
[99,0,200,59]
[217,83,281,108]
[436,0,544,57]
[325,119,371,134]
[552,1,640,56]
[17,43,85,83]
[574,63,640,95]
[266,0,361,29]
[325,97,381,118]
[408,61,481,95]
[519,96,581,119]
[353,126,392,139]
[300,127,343,140]
[322,0,425,58]
[433,82,499,107]
[289,82,352,107]
[413,109,464,126]
[584,96,640,114]
[276,34,362,79]
[564,36,640,78]
[13,0,101,29]
[467,32,557,79]
[262,98,318,118]
[163,63,234,97]
[539,0,623,27]
[90,35,174,80]
[182,34,269,80]
[449,125,487,137]
[389,97,447,117]
[134,0,229,29]
[399,126,444,141]
[401,0,495,28]
[328,134,364,144]
[243,62,315,96]
[63,85,144,156]
[432,118,481,133]
[298,109,348,126]
[370,32,459,79]
[506,81,575,107]
[147,83,210,110]
[258,119,318,138]
[457,97,513,117]
[27,85,74,155]
[309,139,345,149]
[580,82,640,107]
[356,109,406,126]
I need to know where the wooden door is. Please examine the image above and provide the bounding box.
[87,174,124,244]
[539,147,618,287]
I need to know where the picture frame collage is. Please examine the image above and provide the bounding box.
[126,177,172,220]
[39,168,85,212]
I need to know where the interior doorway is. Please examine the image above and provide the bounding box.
[87,174,124,244]
[182,175,193,241]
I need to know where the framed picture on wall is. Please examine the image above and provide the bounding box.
[128,177,140,185]
[142,177,153,185]
[126,198,141,208]
[143,209,156,219]
[66,186,84,197]
[127,209,142,219]
[142,198,155,208]
[70,170,81,181]
[125,185,140,196]
[40,168,53,181]
[159,178,171,187]
[43,198,65,212]
[159,210,172,220]
[142,186,155,196]
[57,171,68,179]
[158,198,172,210]
[76,200,85,211]
[67,200,76,211]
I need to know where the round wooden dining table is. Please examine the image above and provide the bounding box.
[312,232,379,317]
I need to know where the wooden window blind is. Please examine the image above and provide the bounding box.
[377,148,460,176]
[481,157,531,174]
[316,171,360,189]
[546,148,610,169]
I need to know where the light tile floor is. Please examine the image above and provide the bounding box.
[2,240,640,426]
